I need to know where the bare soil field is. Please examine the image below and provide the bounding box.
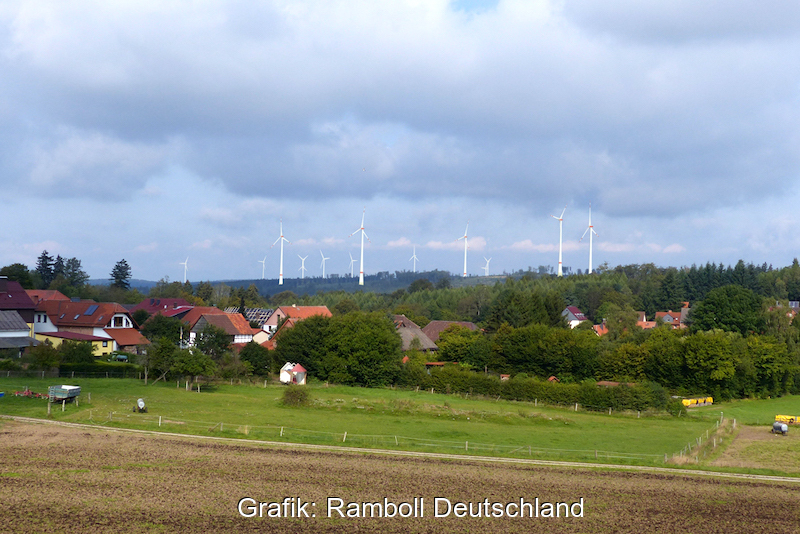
[711,424,800,473]
[1,420,799,534]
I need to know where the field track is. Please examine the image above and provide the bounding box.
[3,414,799,484]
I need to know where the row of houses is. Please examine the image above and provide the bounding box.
[561,303,692,336]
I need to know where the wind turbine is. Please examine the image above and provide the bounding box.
[483,257,491,276]
[271,220,290,285]
[298,255,308,279]
[348,208,370,286]
[551,206,566,277]
[320,250,329,278]
[456,223,468,277]
[580,203,599,274]
[179,257,188,283]
[258,256,266,280]
[409,246,419,273]
[348,252,356,278]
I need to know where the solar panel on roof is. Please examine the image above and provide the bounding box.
[84,304,99,316]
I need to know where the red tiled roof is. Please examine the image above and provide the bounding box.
[194,313,254,336]
[104,328,150,347]
[421,320,478,343]
[181,307,227,329]
[564,306,587,321]
[593,323,609,336]
[25,289,70,303]
[37,300,131,328]
[130,298,193,315]
[0,280,36,311]
[37,331,108,342]
[275,305,332,320]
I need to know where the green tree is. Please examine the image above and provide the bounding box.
[58,340,96,364]
[132,309,151,328]
[332,298,360,315]
[140,314,184,344]
[324,312,402,386]
[690,285,763,336]
[110,259,132,290]
[239,341,272,376]
[172,347,216,378]
[0,263,33,288]
[195,281,214,303]
[408,278,434,293]
[35,250,55,288]
[63,257,89,288]
[196,323,231,361]
[30,341,60,370]
[273,315,330,376]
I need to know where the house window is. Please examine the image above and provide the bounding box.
[113,316,124,328]
[102,341,108,347]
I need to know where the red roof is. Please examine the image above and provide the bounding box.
[130,298,193,315]
[25,289,70,303]
[104,328,150,347]
[194,313,254,336]
[0,279,36,311]
[181,307,227,329]
[37,331,108,342]
[37,300,131,328]
[292,363,307,373]
[272,305,332,321]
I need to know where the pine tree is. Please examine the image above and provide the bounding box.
[110,259,132,290]
[35,250,55,288]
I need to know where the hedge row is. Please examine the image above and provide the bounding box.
[417,366,670,412]
[59,362,142,377]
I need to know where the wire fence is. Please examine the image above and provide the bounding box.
[80,409,669,464]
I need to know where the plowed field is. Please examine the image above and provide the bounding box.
[1,420,799,533]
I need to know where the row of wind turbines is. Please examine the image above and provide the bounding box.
[180,204,598,285]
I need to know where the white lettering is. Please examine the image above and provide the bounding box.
[434,498,452,517]
[237,497,256,518]
[327,498,344,517]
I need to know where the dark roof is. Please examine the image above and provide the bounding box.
[130,298,193,314]
[562,306,587,321]
[394,315,438,351]
[25,289,70,303]
[0,279,36,312]
[37,300,130,328]
[0,310,29,332]
[421,320,478,343]
[0,337,39,349]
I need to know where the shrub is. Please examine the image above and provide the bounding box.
[281,384,310,407]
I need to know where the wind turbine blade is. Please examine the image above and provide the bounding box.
[362,231,370,243]
[580,227,590,241]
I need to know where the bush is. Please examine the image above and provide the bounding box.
[281,384,310,407]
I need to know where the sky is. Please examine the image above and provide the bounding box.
[2,0,800,283]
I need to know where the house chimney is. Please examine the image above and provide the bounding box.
[0,276,7,292]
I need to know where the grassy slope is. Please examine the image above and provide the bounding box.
[691,394,800,425]
[0,378,714,463]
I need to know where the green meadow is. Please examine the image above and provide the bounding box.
[692,395,800,426]
[0,377,734,465]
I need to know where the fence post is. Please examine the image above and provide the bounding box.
[637,411,640,418]
[535,399,537,407]
[62,400,65,412]
[395,436,398,446]
[109,412,113,422]
[159,416,162,427]
[88,392,91,403]
[609,407,612,415]
[595,450,597,459]
[343,431,347,443]
[575,403,578,412]
[264,380,267,388]
[47,402,51,416]
[465,441,468,451]
[72,371,74,378]
[280,427,284,437]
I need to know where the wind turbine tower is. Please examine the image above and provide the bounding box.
[483,257,491,276]
[258,256,266,280]
[271,220,290,285]
[349,208,370,286]
[456,224,469,277]
[320,250,329,278]
[580,203,599,274]
[348,252,356,278]
[551,206,566,277]
[298,255,308,279]
[180,257,188,284]
[409,246,419,273]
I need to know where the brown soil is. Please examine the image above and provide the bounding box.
[1,420,799,533]
[711,424,800,473]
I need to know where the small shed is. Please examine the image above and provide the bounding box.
[279,362,307,385]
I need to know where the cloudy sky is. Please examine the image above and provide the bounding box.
[2,0,800,283]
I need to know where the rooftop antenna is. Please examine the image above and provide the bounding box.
[320,250,329,279]
[258,256,266,280]
[580,203,599,274]
[483,257,491,276]
[409,245,419,273]
[456,223,468,277]
[179,257,188,284]
[551,206,566,277]
[348,208,370,285]
[348,252,356,278]
[298,255,308,279]
[271,219,291,285]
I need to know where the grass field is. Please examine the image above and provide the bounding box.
[692,394,800,425]
[1,420,798,534]
[0,377,725,466]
